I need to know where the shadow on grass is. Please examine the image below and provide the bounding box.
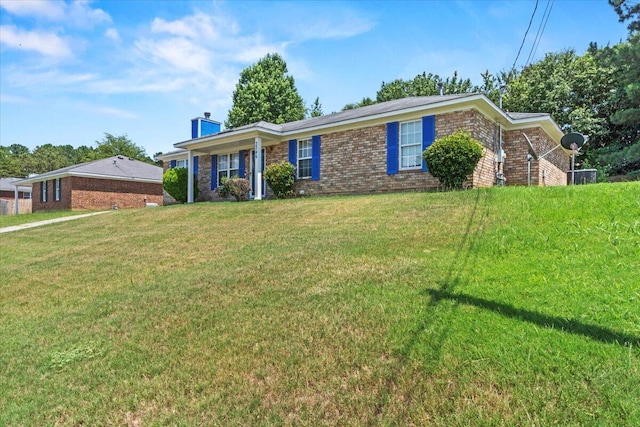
[426,289,640,347]
[399,189,493,363]
[370,190,493,421]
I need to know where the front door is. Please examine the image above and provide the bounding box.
[250,149,266,199]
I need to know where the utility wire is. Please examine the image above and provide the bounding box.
[525,0,554,67]
[508,0,540,76]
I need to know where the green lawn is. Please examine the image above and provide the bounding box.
[1,183,639,426]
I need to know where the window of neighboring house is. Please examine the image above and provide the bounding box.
[297,139,312,179]
[41,181,48,202]
[23,192,32,199]
[399,120,422,170]
[54,178,61,201]
[217,153,239,185]
[176,159,188,168]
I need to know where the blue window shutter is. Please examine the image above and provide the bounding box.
[311,135,321,181]
[170,160,176,168]
[238,150,246,178]
[210,155,218,190]
[193,156,199,178]
[288,139,297,165]
[386,122,399,175]
[422,115,436,172]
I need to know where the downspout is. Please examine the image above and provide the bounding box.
[496,85,508,186]
[14,186,19,215]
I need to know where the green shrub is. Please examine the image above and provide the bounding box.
[217,177,251,202]
[264,161,295,199]
[163,167,199,203]
[423,130,484,190]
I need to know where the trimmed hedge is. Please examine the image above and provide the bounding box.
[163,167,199,203]
[423,130,484,190]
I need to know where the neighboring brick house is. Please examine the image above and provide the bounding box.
[0,178,32,215]
[158,94,570,203]
[14,156,163,212]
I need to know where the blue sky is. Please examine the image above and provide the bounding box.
[0,0,630,157]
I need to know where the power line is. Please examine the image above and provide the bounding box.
[525,0,554,67]
[509,0,540,76]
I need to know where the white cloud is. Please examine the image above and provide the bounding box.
[0,0,65,20]
[134,37,214,74]
[105,28,120,42]
[5,68,97,89]
[297,15,376,40]
[67,0,111,28]
[0,25,73,58]
[151,13,226,40]
[0,0,111,28]
[86,75,189,94]
[229,39,288,63]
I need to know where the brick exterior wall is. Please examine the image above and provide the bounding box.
[266,109,498,196]
[503,127,570,186]
[31,177,163,212]
[436,110,498,188]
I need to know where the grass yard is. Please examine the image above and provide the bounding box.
[1,183,639,426]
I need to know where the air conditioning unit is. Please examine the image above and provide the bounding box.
[567,169,597,185]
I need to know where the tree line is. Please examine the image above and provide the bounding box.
[0,134,160,178]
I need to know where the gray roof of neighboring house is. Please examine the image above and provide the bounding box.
[15,156,163,185]
[0,177,32,192]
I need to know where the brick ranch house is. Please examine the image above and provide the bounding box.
[14,156,164,212]
[158,93,570,203]
[0,177,32,215]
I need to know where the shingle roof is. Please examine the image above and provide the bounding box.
[15,156,163,185]
[0,177,32,192]
[281,94,475,132]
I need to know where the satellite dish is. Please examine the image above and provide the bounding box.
[561,132,586,150]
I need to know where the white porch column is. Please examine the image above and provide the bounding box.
[254,137,263,200]
[14,186,19,215]
[187,150,194,203]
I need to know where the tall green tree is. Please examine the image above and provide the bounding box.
[29,144,73,173]
[89,133,153,164]
[503,50,611,136]
[225,53,305,128]
[308,97,323,118]
[610,0,640,32]
[376,71,474,103]
[590,34,640,177]
[342,97,376,111]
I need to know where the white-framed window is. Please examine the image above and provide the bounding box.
[23,192,32,200]
[217,153,239,185]
[41,181,48,202]
[399,120,422,170]
[297,138,312,179]
[176,159,188,168]
[54,178,61,201]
